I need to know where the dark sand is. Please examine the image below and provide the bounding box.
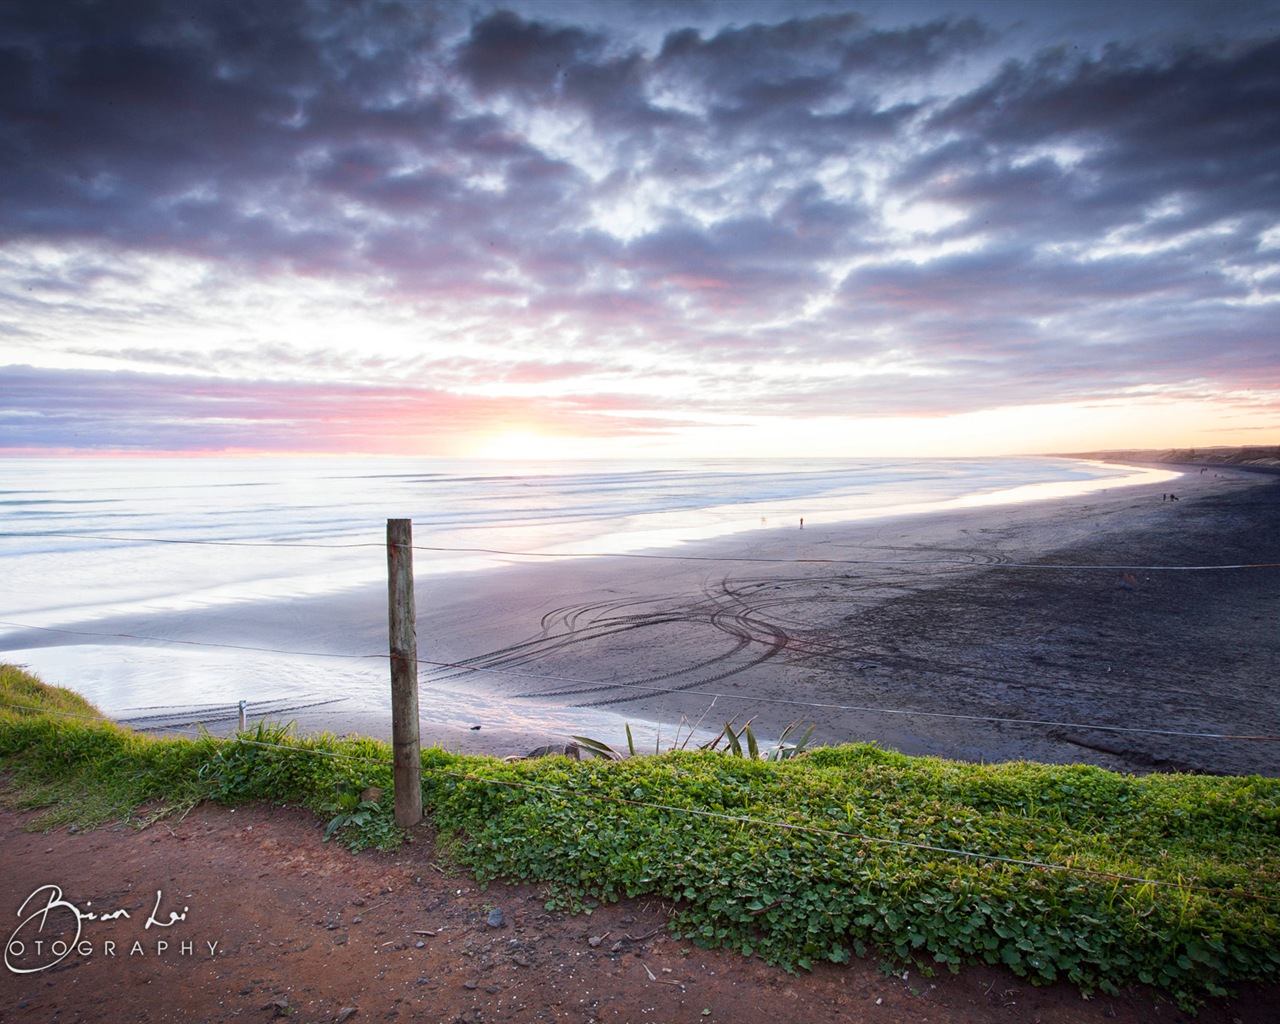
[98,464,1279,776]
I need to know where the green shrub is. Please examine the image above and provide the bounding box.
[3,665,1278,1010]
[422,748,1280,1009]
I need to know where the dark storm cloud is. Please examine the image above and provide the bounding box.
[654,12,990,102]
[453,9,682,136]
[0,0,589,286]
[454,8,604,97]
[839,32,1280,410]
[4,0,970,293]
[0,2,988,303]
[911,37,1280,239]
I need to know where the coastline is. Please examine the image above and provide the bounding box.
[79,460,1276,776]
[1061,445,1280,474]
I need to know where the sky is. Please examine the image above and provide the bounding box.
[1,0,1278,460]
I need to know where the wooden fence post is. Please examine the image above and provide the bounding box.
[387,518,423,827]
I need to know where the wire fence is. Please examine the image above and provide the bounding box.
[8,529,1280,570]
[5,521,1280,911]
[3,522,1280,747]
[2,517,1280,742]
[2,695,1276,907]
[3,616,1278,745]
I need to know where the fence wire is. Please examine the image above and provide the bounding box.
[6,528,1280,571]
[2,697,1276,906]
[4,618,1277,744]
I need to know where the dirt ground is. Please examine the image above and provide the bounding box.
[1,802,1275,1024]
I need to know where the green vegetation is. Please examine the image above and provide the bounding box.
[3,664,1279,1009]
[0,666,399,849]
[574,714,817,761]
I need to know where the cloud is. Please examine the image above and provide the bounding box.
[655,11,991,100]
[0,0,1276,453]
[911,37,1280,240]
[454,9,605,98]
[0,364,698,454]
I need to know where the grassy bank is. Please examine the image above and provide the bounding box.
[2,665,1278,1010]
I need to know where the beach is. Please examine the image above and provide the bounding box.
[55,461,1272,777]
[5,458,1274,778]
[432,462,1280,775]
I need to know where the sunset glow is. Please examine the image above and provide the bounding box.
[1,1,1277,457]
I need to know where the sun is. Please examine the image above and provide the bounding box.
[474,431,571,461]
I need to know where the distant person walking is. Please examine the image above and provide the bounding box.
[799,517,804,529]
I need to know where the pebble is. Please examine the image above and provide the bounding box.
[486,908,505,928]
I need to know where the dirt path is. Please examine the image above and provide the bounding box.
[1,803,1274,1023]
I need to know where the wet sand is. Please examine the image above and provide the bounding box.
[89,464,1280,775]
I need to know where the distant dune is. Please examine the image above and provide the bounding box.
[1061,444,1280,471]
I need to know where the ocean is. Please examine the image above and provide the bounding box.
[0,455,1171,743]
